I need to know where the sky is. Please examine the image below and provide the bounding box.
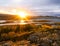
[0,0,60,15]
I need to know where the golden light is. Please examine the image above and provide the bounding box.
[9,9,32,19]
[10,9,28,19]
[20,20,26,25]
[17,11,27,18]
[20,20,24,23]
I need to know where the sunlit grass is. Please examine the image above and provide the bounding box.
[0,23,60,46]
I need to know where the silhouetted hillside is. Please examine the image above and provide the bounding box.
[0,14,20,20]
[0,14,60,20]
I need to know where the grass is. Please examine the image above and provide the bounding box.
[0,24,60,46]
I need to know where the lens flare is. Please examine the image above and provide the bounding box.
[20,20,26,25]
[20,20,24,23]
[18,11,27,18]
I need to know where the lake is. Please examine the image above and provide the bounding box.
[0,18,60,26]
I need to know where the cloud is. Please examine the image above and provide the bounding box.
[0,0,59,7]
[0,0,60,15]
[12,0,22,3]
[50,0,60,5]
[28,5,60,15]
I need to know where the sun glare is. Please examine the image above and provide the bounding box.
[11,9,28,19]
[18,11,27,18]
[20,20,24,23]
[20,20,26,25]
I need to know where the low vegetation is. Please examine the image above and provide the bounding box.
[0,24,60,46]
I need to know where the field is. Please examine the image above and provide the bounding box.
[0,14,60,46]
[0,23,60,46]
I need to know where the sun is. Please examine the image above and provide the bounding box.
[17,11,28,19]
[18,11,27,18]
[10,9,32,19]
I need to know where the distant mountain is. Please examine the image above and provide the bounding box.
[53,14,60,17]
[38,12,60,17]
[0,13,60,20]
[0,14,20,20]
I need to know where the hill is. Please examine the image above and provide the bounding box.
[0,14,60,20]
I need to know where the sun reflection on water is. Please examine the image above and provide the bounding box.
[20,20,27,25]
